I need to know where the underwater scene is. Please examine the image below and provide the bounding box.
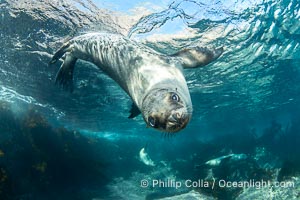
[1,0,300,199]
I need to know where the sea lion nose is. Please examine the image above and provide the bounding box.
[169,112,186,125]
[167,111,189,132]
[172,112,182,121]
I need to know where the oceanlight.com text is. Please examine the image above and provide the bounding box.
[140,179,295,190]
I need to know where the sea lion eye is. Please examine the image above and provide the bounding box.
[171,93,180,102]
[148,116,156,127]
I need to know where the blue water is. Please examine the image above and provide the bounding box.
[0,0,300,199]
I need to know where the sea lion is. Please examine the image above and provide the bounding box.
[49,32,223,133]
[139,146,155,166]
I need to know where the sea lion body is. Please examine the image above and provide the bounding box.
[50,32,223,133]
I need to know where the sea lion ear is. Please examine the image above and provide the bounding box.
[171,46,224,69]
[128,103,141,118]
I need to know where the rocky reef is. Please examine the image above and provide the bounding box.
[0,102,109,200]
[1,101,300,200]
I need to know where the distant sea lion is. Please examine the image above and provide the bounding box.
[139,146,155,166]
[50,33,223,133]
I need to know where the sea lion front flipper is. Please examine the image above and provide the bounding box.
[55,53,77,92]
[171,46,224,69]
[128,103,141,118]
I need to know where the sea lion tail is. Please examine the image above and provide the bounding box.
[50,41,77,92]
[49,42,71,65]
[54,53,77,92]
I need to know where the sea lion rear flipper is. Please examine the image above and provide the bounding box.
[49,42,71,65]
[171,46,224,68]
[128,103,141,118]
[55,53,77,92]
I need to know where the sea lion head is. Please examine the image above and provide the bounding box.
[141,88,192,133]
